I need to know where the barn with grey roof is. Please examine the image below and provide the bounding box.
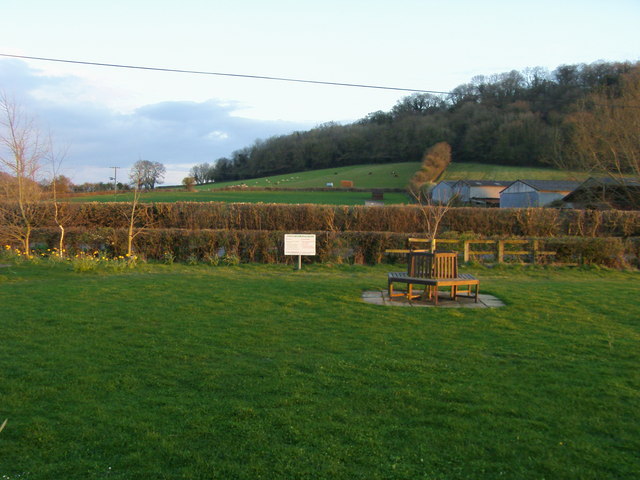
[499,180,581,208]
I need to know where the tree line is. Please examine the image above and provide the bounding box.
[189,61,638,183]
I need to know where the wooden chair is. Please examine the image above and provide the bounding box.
[388,252,479,305]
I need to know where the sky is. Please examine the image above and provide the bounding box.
[1,0,639,185]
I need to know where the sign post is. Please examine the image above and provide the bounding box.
[284,234,316,270]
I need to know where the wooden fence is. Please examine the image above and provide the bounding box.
[406,238,557,264]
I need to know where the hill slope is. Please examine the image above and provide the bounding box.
[441,163,589,181]
[203,62,637,182]
[85,162,588,205]
[193,161,588,191]
[196,162,419,190]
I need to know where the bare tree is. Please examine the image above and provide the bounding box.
[0,93,46,255]
[407,142,453,252]
[123,165,153,258]
[189,163,213,185]
[129,159,166,189]
[45,135,72,257]
[410,184,452,253]
[566,66,640,185]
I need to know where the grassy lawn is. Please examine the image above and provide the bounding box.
[69,190,411,205]
[1,261,638,479]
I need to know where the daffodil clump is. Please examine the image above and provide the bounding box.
[70,251,140,273]
[1,245,140,272]
[1,244,39,263]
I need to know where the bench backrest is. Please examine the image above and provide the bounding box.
[408,252,458,279]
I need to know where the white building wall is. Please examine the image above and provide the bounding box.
[469,185,506,200]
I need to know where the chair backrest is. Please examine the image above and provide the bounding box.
[408,252,458,279]
[433,252,458,279]
[408,252,435,278]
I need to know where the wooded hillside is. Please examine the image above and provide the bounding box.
[206,61,637,182]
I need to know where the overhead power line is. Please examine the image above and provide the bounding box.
[0,53,452,95]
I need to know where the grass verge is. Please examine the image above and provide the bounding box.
[0,262,638,479]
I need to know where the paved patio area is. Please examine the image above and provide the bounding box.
[362,290,505,308]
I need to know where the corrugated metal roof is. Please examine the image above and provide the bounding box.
[455,180,513,187]
[517,180,581,192]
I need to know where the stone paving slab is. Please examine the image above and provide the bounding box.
[362,290,505,308]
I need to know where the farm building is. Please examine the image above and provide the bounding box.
[562,177,640,210]
[500,180,581,208]
[430,181,457,203]
[454,180,512,207]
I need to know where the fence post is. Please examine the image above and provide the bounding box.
[497,240,504,263]
[531,239,539,264]
[463,240,470,263]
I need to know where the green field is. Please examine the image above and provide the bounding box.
[74,161,587,204]
[70,190,411,205]
[194,162,421,190]
[441,163,589,181]
[1,260,638,479]
[193,161,585,191]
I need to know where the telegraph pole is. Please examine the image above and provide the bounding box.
[109,166,120,199]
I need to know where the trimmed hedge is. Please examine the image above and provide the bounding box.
[4,202,640,237]
[21,227,639,268]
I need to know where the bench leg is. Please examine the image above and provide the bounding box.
[389,280,420,299]
[407,284,424,301]
[419,285,431,301]
[389,280,404,298]
[456,285,469,297]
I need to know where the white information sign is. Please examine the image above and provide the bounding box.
[284,234,316,256]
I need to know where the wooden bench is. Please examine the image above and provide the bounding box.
[388,252,479,305]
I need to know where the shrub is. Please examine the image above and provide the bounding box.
[9,226,637,268]
[182,177,196,192]
[546,237,628,268]
[4,202,640,237]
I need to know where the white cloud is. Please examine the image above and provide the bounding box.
[0,59,312,185]
[207,130,229,141]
